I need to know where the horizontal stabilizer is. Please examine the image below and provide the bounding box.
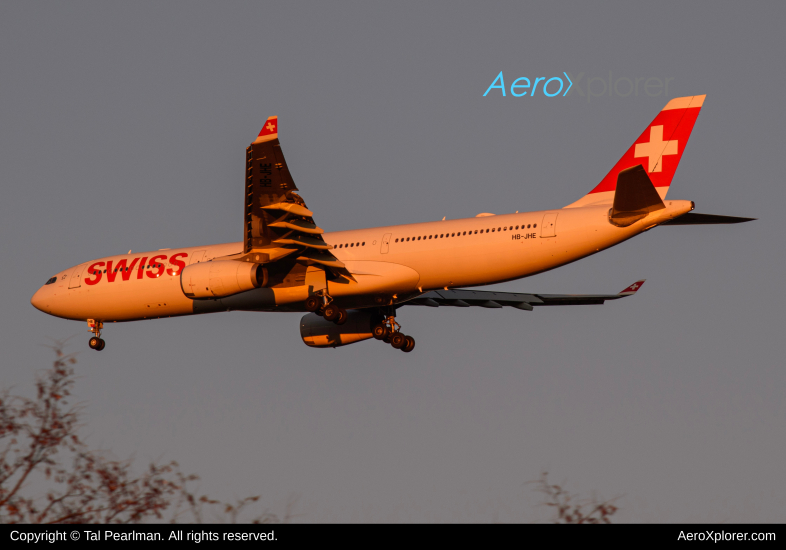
[610,165,665,227]
[660,213,757,225]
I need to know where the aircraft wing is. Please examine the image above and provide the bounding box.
[402,280,646,310]
[243,117,351,279]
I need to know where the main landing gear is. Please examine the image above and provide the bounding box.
[87,319,106,351]
[305,291,348,326]
[372,313,415,353]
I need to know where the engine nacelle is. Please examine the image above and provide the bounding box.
[300,310,377,348]
[180,260,267,299]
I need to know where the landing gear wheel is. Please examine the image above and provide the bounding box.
[335,308,348,325]
[323,304,340,322]
[372,323,389,340]
[390,333,406,349]
[402,336,415,353]
[305,296,321,312]
[87,319,105,350]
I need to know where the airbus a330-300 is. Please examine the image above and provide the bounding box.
[31,95,753,352]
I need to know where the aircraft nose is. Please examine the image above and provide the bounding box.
[31,288,47,312]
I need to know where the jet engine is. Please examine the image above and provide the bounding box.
[300,309,377,348]
[180,260,268,299]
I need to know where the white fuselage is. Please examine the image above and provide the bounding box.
[30,201,693,323]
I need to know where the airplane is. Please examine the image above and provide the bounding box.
[31,95,754,352]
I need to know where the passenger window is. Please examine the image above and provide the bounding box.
[533,224,537,228]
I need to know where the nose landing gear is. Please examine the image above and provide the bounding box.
[87,319,106,351]
[372,313,415,353]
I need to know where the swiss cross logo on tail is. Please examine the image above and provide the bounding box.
[634,125,678,172]
[569,95,706,204]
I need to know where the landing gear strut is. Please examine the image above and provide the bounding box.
[372,311,415,353]
[305,291,347,326]
[87,319,106,351]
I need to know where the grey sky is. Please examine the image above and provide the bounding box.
[2,1,784,521]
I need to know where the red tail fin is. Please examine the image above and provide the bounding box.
[566,95,705,208]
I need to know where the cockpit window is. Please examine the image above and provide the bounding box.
[45,276,57,285]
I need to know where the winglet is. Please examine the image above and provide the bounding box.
[618,280,646,296]
[253,116,278,144]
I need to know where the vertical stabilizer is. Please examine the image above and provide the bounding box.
[565,95,705,208]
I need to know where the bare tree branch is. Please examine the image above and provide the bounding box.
[532,471,620,524]
[0,344,288,524]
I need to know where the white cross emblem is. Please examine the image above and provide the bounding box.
[266,122,276,133]
[634,125,678,173]
[630,283,639,290]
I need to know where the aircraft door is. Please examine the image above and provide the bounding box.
[540,212,558,238]
[380,233,392,254]
[189,250,206,265]
[68,264,87,289]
